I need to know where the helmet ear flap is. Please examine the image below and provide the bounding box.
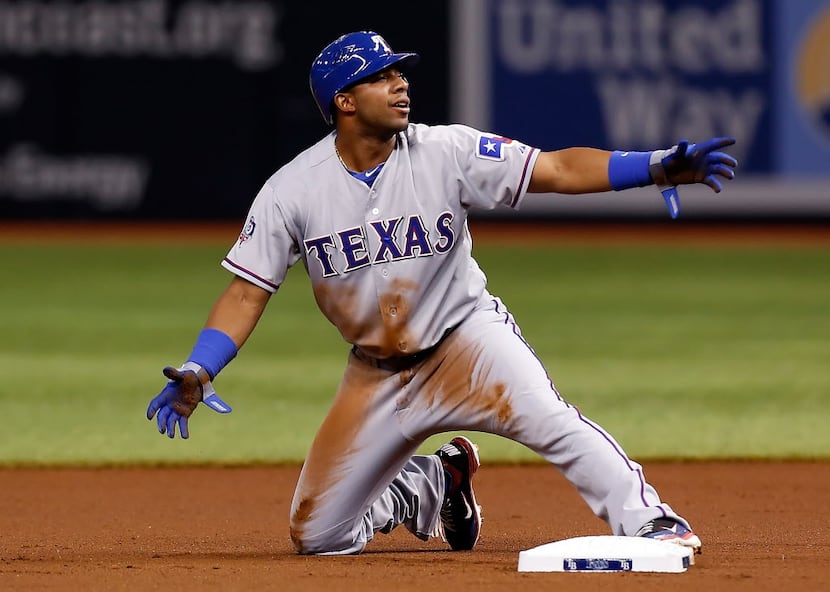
[309,31,419,125]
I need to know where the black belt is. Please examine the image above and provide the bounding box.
[353,325,458,373]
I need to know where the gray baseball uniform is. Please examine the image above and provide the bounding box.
[222,123,687,554]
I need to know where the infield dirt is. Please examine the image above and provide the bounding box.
[1,462,829,591]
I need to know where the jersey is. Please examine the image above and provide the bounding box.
[222,123,539,359]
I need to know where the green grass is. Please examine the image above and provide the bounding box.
[0,241,828,465]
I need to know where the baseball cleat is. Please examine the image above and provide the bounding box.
[636,518,702,554]
[435,436,482,551]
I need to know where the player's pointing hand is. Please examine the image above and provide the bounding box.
[660,137,738,193]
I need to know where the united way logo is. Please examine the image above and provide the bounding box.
[795,6,830,143]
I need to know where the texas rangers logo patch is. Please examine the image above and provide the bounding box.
[476,134,513,161]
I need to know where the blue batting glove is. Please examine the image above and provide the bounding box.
[146,362,232,439]
[649,137,738,218]
[659,137,738,191]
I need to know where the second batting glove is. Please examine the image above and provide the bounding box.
[146,362,232,439]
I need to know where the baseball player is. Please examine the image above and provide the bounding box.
[147,31,737,556]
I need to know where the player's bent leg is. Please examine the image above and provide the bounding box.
[288,352,445,555]
[402,293,694,539]
[290,454,443,555]
[501,389,686,536]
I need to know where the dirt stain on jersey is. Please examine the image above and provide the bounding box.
[311,281,363,343]
[377,279,418,357]
[311,278,420,358]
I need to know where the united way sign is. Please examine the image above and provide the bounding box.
[454,0,830,182]
[455,0,771,172]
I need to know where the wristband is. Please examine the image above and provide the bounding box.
[186,328,238,379]
[607,151,653,191]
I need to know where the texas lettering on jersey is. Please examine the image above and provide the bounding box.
[304,212,455,277]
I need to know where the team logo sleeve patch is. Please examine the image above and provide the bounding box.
[476,134,513,161]
[239,215,257,243]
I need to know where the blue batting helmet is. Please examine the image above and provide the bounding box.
[309,31,419,124]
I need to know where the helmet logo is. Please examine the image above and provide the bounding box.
[346,53,369,77]
[371,34,392,55]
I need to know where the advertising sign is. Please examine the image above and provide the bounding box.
[478,0,771,170]
[452,0,829,216]
[0,1,449,218]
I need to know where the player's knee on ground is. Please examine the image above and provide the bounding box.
[290,511,367,555]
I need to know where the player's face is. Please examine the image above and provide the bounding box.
[347,67,411,134]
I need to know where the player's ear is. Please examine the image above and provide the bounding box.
[333,92,356,117]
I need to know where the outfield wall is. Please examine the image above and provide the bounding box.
[0,0,827,220]
[0,1,451,220]
[487,178,830,220]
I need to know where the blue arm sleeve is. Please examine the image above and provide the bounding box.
[187,328,238,379]
[607,151,653,190]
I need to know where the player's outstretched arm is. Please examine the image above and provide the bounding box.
[528,137,738,218]
[529,147,615,194]
[146,277,272,439]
